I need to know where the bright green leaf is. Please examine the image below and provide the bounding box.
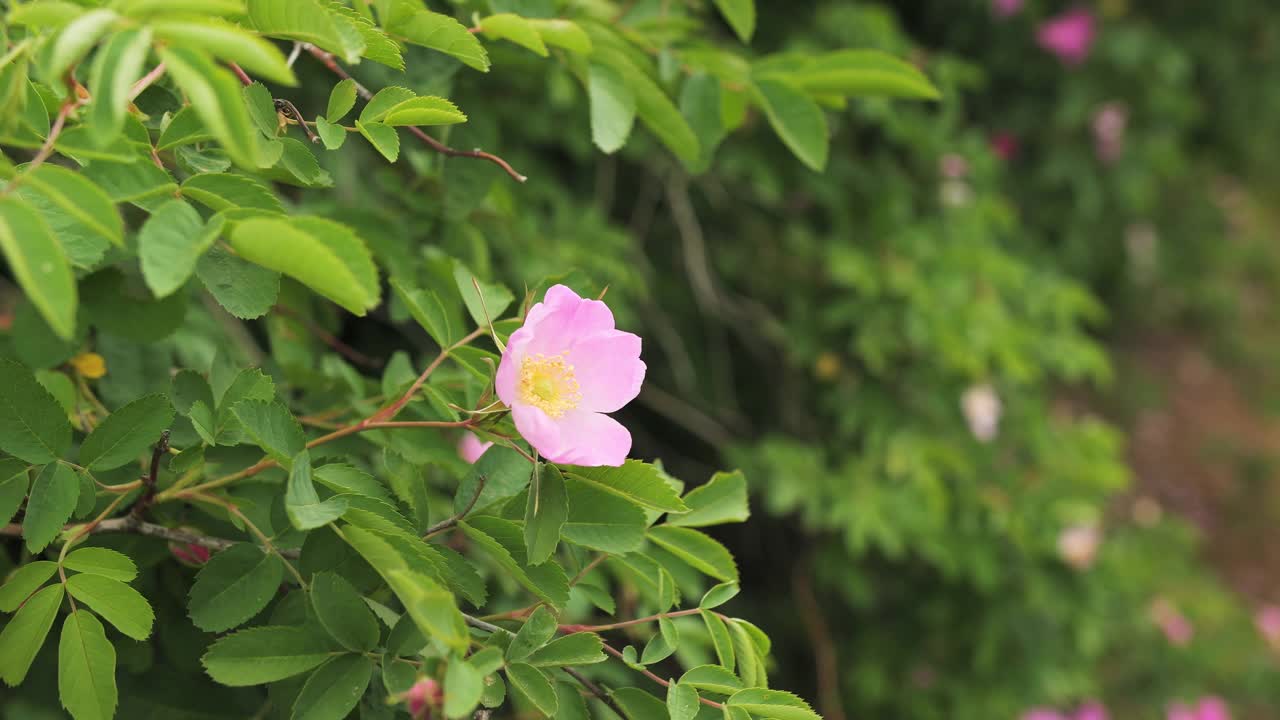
[648,526,738,582]
[588,64,635,154]
[57,610,117,720]
[750,77,828,172]
[0,583,63,685]
[63,548,137,582]
[0,561,57,612]
[23,463,78,553]
[479,14,547,56]
[669,470,749,528]
[160,46,259,169]
[310,572,379,652]
[229,216,380,315]
[65,573,154,640]
[87,28,154,146]
[0,197,77,340]
[291,654,374,720]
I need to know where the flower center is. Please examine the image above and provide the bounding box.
[518,353,581,418]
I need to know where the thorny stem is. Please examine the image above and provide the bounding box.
[304,45,528,182]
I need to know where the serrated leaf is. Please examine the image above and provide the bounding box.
[139,200,222,298]
[480,14,547,56]
[701,609,734,671]
[181,173,284,213]
[385,569,469,653]
[65,573,154,640]
[287,452,349,530]
[700,582,739,610]
[0,358,72,463]
[57,610,117,720]
[229,216,380,315]
[455,446,532,514]
[0,583,63,685]
[188,543,283,632]
[669,470,749,528]
[197,244,281,319]
[355,120,399,162]
[359,86,415,124]
[526,632,605,667]
[89,31,153,149]
[507,606,557,662]
[563,462,688,513]
[152,18,297,86]
[390,9,490,72]
[679,664,743,696]
[314,464,393,505]
[381,96,467,127]
[244,81,278,137]
[0,561,57,612]
[247,0,363,64]
[310,572,379,652]
[326,79,357,123]
[0,196,77,340]
[726,689,819,720]
[292,654,373,720]
[588,64,635,154]
[525,465,567,565]
[506,663,557,716]
[461,517,569,608]
[232,399,305,466]
[712,0,755,42]
[727,619,764,688]
[391,280,455,348]
[562,476,647,553]
[201,625,335,686]
[750,77,827,172]
[79,394,173,471]
[444,657,484,719]
[160,46,259,170]
[648,526,738,582]
[668,682,700,720]
[23,463,78,553]
[63,548,137,582]
[612,687,667,720]
[315,116,346,149]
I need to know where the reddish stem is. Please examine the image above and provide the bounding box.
[600,643,724,709]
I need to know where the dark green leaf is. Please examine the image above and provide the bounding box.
[524,465,568,565]
[750,78,827,172]
[291,654,374,720]
[310,572,379,652]
[79,394,173,470]
[23,463,78,553]
[139,200,221,298]
[201,625,335,685]
[0,583,63,685]
[526,632,605,667]
[507,606,557,662]
[188,543,284,632]
[506,663,557,716]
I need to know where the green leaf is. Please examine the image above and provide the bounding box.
[65,573,154,641]
[668,682,700,720]
[86,28,153,146]
[46,8,119,81]
[0,460,30,526]
[527,19,592,54]
[775,49,939,100]
[157,106,214,150]
[290,654,374,720]
[0,196,77,340]
[602,50,700,166]
[310,572,379,652]
[23,463,78,553]
[79,394,174,470]
[0,561,57,612]
[727,619,764,688]
[588,64,635,154]
[247,0,363,64]
[562,476,647,553]
[358,86,415,125]
[391,279,455,347]
[0,358,72,463]
[679,665,743,696]
[461,517,569,608]
[506,663,557,716]
[57,610,117,720]
[8,1,86,28]
[679,73,727,173]
[0,583,63,685]
[699,582,739,610]
[712,0,755,42]
[453,262,514,328]
[244,81,279,138]
[326,79,357,122]
[197,244,281,319]
[444,658,484,719]
[390,9,490,72]
[750,77,827,172]
[669,471,749,528]
[563,462,688,513]
[726,689,819,720]
[315,116,346,150]
[63,548,137,582]
[229,216,380,315]
[115,0,246,18]
[385,569,469,653]
[526,632,605,667]
[188,543,284,632]
[286,452,349,530]
[355,120,399,162]
[381,96,467,127]
[314,464,393,505]
[648,526,738,582]
[525,465,568,565]
[139,200,221,298]
[181,173,284,213]
[152,18,297,86]
[201,625,335,686]
[507,605,557,662]
[555,682,590,720]
[159,46,259,169]
[479,14,547,56]
[232,399,305,466]
[612,687,667,720]
[701,609,734,671]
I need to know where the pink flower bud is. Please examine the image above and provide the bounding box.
[406,678,442,719]
[457,432,493,464]
[170,540,211,566]
[990,132,1019,161]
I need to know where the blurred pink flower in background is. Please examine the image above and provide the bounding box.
[1168,697,1231,720]
[457,432,493,463]
[962,383,1002,442]
[991,132,1020,160]
[1093,102,1128,163]
[940,153,970,179]
[1022,709,1067,720]
[1075,702,1108,720]
[1037,8,1096,66]
[1168,705,1197,720]
[1256,604,1280,646]
[1150,598,1195,646]
[992,0,1024,18]
[1057,522,1102,570]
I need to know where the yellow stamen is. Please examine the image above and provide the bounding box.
[518,353,581,418]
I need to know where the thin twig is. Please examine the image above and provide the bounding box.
[794,562,847,720]
[129,62,166,101]
[561,667,626,717]
[569,554,608,587]
[0,517,299,558]
[304,45,527,182]
[133,430,170,518]
[190,492,307,584]
[274,98,319,144]
[559,607,703,634]
[424,476,486,538]
[228,61,253,87]
[273,304,380,368]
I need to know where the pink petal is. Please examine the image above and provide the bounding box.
[523,295,615,357]
[1198,697,1230,720]
[543,410,631,466]
[568,330,646,413]
[1075,702,1107,720]
[495,330,529,406]
[511,403,564,459]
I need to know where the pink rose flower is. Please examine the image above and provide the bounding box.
[1256,605,1280,645]
[1037,9,1096,66]
[992,0,1024,18]
[496,284,645,466]
[1075,701,1108,720]
[991,132,1019,160]
[457,432,493,464]
[1197,697,1230,720]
